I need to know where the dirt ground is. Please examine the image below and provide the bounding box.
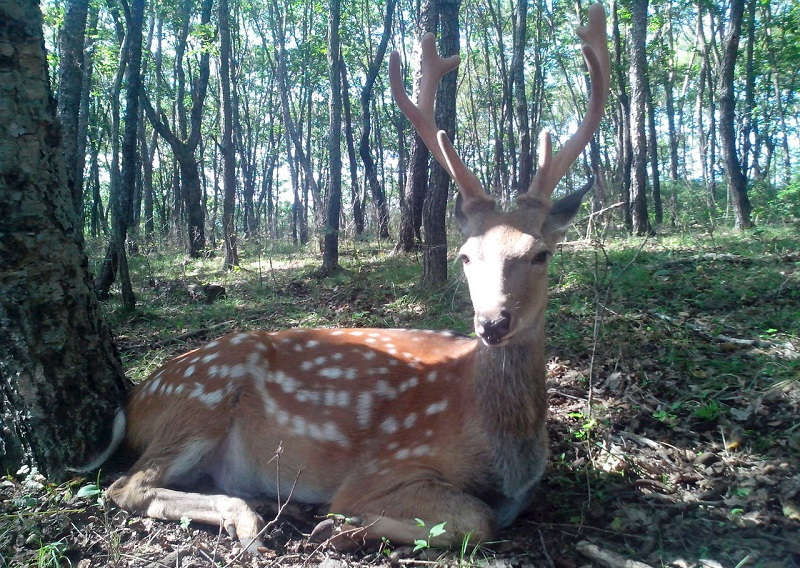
[3,348,798,567]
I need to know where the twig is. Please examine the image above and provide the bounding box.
[538,529,555,568]
[577,201,624,223]
[223,466,302,567]
[576,540,654,568]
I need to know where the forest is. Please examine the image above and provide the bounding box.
[0,0,799,565]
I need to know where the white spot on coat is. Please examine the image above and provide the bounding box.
[425,400,449,415]
[380,417,399,434]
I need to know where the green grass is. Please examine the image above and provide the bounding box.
[96,226,800,396]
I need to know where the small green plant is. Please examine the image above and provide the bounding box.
[567,411,597,440]
[413,518,447,552]
[693,399,722,421]
[36,538,70,568]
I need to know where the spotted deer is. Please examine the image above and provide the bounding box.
[90,4,609,553]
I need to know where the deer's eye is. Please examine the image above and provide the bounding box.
[531,251,550,265]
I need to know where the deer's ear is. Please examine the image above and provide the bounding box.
[454,192,468,232]
[542,177,593,242]
[454,192,495,234]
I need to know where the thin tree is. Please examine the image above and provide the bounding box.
[219,0,239,268]
[718,0,752,229]
[143,0,213,258]
[56,0,90,217]
[359,0,398,241]
[0,0,129,479]
[628,0,651,235]
[341,57,365,236]
[322,0,343,273]
[395,0,438,253]
[422,0,460,286]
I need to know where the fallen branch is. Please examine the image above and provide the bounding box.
[576,540,654,568]
[647,311,793,352]
[653,252,800,269]
[120,320,236,352]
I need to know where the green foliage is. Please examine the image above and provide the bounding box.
[413,518,447,552]
[36,539,70,568]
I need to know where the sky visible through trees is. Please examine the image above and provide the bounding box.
[42,0,799,264]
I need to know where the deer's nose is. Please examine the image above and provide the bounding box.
[476,310,512,345]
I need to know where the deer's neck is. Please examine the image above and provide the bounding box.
[472,332,547,437]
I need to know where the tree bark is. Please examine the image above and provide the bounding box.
[0,0,129,479]
[718,0,752,229]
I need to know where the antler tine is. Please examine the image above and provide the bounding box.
[525,3,610,203]
[390,34,492,208]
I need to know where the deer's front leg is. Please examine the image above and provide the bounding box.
[324,472,496,549]
[108,466,266,553]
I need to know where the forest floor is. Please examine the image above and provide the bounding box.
[2,225,799,567]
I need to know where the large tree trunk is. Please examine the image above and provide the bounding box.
[718,0,752,229]
[628,0,651,236]
[0,0,129,479]
[422,0,460,287]
[219,0,239,269]
[322,0,343,273]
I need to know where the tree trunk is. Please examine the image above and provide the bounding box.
[422,0,460,287]
[340,58,364,236]
[612,0,632,231]
[117,0,144,310]
[395,0,438,253]
[358,0,398,241]
[628,0,651,236]
[56,0,89,218]
[718,0,752,229]
[0,0,129,479]
[322,0,343,273]
[219,0,239,269]
[513,0,531,192]
[142,0,212,257]
[646,84,662,225]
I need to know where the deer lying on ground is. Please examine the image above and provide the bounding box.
[84,5,609,552]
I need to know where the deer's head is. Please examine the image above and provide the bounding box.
[390,4,610,346]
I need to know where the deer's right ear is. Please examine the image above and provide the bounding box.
[454,193,495,234]
[542,176,594,242]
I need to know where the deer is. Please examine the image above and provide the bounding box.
[84,4,609,553]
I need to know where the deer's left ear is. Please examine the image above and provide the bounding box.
[542,176,594,242]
